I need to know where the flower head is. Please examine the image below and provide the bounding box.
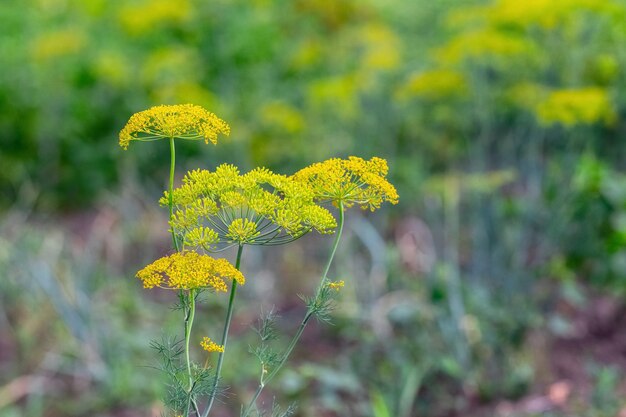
[136,251,244,291]
[227,218,260,244]
[119,104,230,149]
[293,156,399,211]
[162,164,337,249]
[200,337,224,353]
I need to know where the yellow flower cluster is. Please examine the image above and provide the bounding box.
[31,28,86,61]
[136,251,244,291]
[357,23,401,72]
[534,87,615,126]
[448,0,616,32]
[327,280,345,291]
[506,82,547,109]
[200,337,224,353]
[260,102,305,134]
[293,156,399,211]
[440,0,619,65]
[119,104,230,150]
[227,219,260,243]
[398,69,467,100]
[484,0,615,30]
[118,0,191,35]
[435,29,535,65]
[162,164,337,248]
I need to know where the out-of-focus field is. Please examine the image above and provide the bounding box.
[3,0,626,416]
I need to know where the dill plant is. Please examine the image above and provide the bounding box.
[119,104,398,416]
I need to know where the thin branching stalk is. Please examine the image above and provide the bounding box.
[185,290,197,386]
[203,244,244,417]
[319,202,345,292]
[168,136,200,416]
[240,202,345,417]
[183,289,197,416]
[169,137,180,251]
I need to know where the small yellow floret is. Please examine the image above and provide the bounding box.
[183,227,219,250]
[201,337,224,353]
[227,219,260,244]
[119,104,230,149]
[135,251,244,290]
[293,156,399,211]
[327,280,345,291]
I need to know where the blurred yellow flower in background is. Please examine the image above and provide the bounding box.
[535,87,615,126]
[397,69,467,100]
[260,102,305,134]
[308,74,364,119]
[118,0,191,35]
[31,28,86,61]
[92,51,132,87]
[435,29,535,65]
[357,23,401,72]
[484,0,618,30]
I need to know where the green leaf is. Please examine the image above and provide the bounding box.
[371,390,391,417]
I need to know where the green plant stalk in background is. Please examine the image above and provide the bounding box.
[241,201,345,417]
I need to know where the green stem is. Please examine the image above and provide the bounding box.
[320,202,345,289]
[170,135,192,414]
[169,137,180,251]
[241,202,345,417]
[203,245,244,417]
[185,290,197,387]
[183,289,196,416]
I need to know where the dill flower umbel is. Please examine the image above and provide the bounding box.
[136,251,244,290]
[161,164,337,248]
[201,337,225,353]
[119,104,230,149]
[293,156,399,211]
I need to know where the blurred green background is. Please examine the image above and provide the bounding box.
[3,0,626,415]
